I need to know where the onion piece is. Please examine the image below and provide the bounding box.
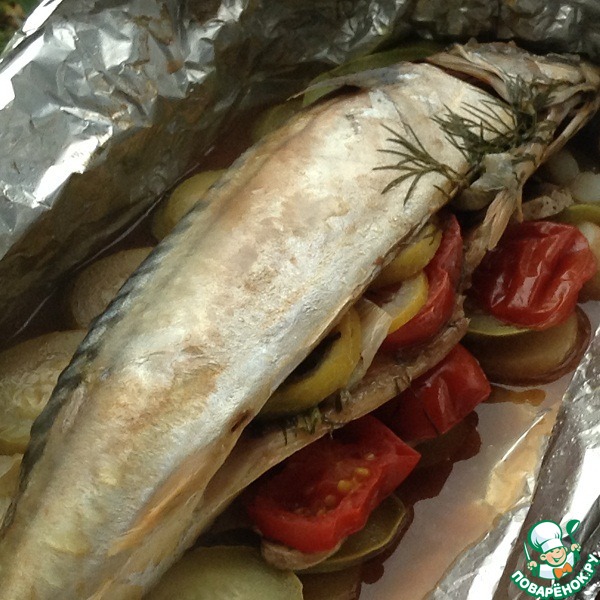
[541,148,580,186]
[346,299,393,389]
[570,171,600,204]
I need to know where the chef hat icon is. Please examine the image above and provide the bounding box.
[528,521,564,553]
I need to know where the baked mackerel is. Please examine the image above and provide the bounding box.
[0,43,598,599]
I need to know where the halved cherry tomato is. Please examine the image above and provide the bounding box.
[376,344,490,445]
[470,221,596,330]
[425,214,463,288]
[381,215,463,350]
[245,416,420,554]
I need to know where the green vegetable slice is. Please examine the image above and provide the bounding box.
[299,494,408,574]
[300,568,362,600]
[146,546,303,600]
[466,311,530,338]
[303,41,443,107]
[554,203,600,226]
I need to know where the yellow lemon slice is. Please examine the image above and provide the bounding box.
[378,272,429,334]
[260,308,362,418]
[372,224,441,288]
[152,170,226,240]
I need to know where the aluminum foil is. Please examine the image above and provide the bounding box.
[2,0,600,337]
[2,1,600,598]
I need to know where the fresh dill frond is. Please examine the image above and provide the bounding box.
[375,123,464,200]
[376,74,561,202]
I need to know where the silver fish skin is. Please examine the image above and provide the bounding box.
[0,44,598,599]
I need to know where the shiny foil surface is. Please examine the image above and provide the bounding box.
[2,0,600,597]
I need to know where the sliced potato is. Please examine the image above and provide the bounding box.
[464,309,589,385]
[0,454,22,523]
[0,331,85,454]
[251,98,303,142]
[68,247,153,329]
[147,546,303,600]
[152,170,226,240]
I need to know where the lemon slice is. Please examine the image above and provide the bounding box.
[260,308,362,418]
[372,224,442,288]
[379,272,429,334]
[152,170,226,240]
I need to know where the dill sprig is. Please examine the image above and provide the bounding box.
[375,123,464,197]
[377,74,561,201]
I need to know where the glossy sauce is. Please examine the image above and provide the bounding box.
[357,302,600,599]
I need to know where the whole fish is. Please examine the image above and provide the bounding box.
[0,42,599,599]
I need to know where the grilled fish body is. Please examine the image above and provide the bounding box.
[0,44,598,599]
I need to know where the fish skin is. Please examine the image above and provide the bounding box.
[0,45,598,599]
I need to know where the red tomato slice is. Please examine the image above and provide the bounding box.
[470,220,596,330]
[426,214,463,288]
[376,344,490,445]
[382,215,463,350]
[245,415,420,553]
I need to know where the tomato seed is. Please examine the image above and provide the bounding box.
[337,479,353,493]
[354,467,370,478]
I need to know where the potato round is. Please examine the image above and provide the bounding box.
[541,148,579,186]
[151,170,226,240]
[0,331,85,454]
[147,546,303,600]
[0,454,22,523]
[68,247,153,329]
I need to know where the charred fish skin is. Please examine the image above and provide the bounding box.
[0,46,599,600]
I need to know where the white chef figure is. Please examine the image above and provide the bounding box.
[526,520,581,581]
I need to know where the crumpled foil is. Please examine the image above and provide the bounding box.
[2,0,600,337]
[2,1,600,598]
